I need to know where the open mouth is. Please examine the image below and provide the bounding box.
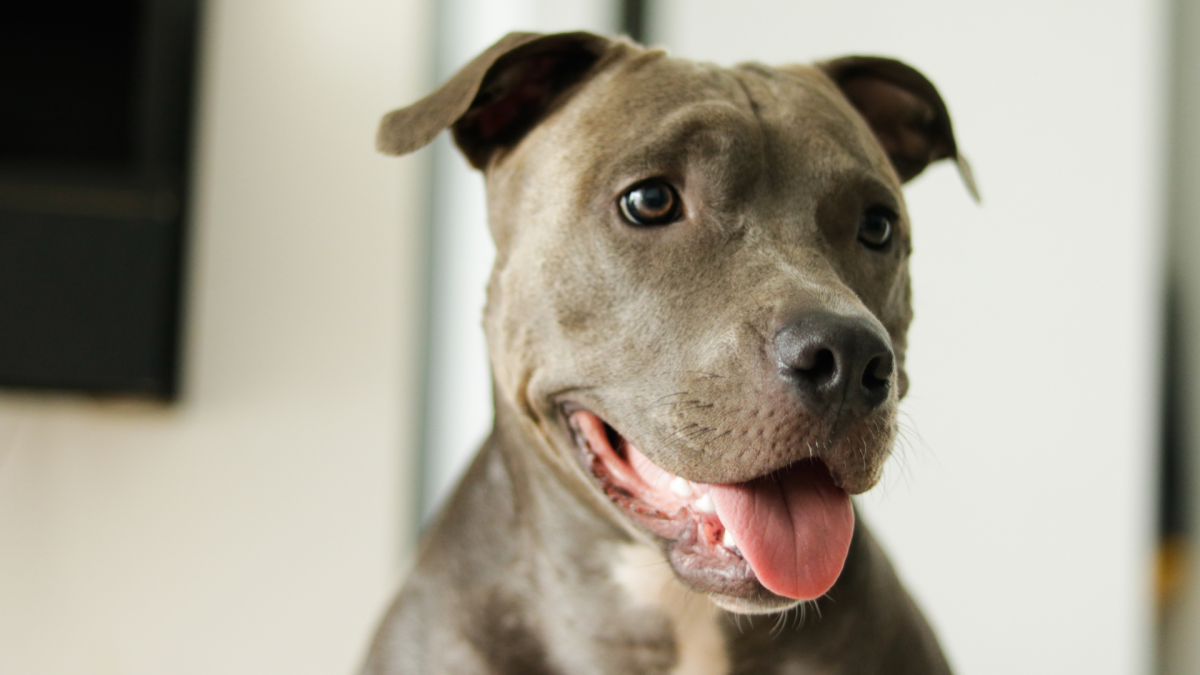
[568,409,855,604]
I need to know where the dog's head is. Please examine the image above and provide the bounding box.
[380,32,975,614]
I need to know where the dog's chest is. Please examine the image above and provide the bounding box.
[610,544,731,675]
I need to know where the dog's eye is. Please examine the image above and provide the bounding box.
[858,208,895,250]
[619,180,682,226]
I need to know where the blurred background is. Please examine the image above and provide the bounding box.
[0,0,1197,673]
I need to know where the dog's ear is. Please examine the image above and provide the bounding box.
[819,56,979,201]
[377,31,614,169]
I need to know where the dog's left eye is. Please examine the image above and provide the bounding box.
[619,180,683,226]
[858,208,895,250]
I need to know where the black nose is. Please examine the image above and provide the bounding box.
[774,311,895,419]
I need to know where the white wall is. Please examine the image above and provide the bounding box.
[421,0,619,518]
[0,1,431,673]
[651,1,1165,673]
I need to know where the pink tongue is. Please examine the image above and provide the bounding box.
[709,462,854,600]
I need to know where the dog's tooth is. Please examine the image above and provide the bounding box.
[670,476,694,498]
[722,528,737,550]
[694,493,716,513]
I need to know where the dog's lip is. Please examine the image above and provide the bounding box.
[558,400,826,488]
[565,406,769,600]
[566,407,739,530]
[568,409,719,523]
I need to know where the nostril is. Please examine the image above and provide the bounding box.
[796,348,837,385]
[861,354,892,393]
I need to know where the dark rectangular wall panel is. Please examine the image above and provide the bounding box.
[0,0,199,397]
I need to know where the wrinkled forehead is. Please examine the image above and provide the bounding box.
[557,54,895,192]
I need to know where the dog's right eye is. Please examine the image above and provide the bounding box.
[619,180,683,226]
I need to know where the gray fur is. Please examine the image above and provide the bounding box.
[365,32,970,674]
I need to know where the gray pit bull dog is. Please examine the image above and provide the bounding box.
[364,31,977,675]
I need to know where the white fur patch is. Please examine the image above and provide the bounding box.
[611,544,730,675]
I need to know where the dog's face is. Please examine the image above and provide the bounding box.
[379,32,973,615]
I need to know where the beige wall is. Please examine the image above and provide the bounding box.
[0,1,431,673]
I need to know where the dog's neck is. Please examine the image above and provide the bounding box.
[433,393,728,674]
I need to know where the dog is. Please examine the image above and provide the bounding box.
[364,31,977,674]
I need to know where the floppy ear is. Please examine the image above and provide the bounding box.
[819,56,979,201]
[377,31,614,169]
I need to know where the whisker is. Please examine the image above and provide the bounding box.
[770,610,788,637]
[636,392,691,413]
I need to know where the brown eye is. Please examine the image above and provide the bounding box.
[858,207,895,250]
[619,180,682,226]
